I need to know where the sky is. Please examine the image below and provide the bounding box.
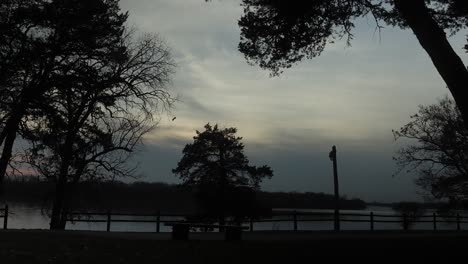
[118,0,468,203]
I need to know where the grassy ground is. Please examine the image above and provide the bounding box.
[0,230,467,263]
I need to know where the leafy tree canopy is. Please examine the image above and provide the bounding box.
[173,123,273,190]
[237,0,468,75]
[227,0,468,129]
[1,0,175,229]
[0,0,130,188]
[173,123,273,219]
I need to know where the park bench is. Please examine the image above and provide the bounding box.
[165,222,249,241]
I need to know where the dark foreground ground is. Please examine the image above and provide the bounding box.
[0,230,467,263]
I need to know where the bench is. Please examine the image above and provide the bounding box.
[165,222,249,241]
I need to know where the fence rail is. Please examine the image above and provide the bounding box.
[64,209,468,232]
[1,205,467,232]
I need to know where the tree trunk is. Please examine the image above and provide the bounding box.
[0,82,40,194]
[50,134,74,230]
[0,108,25,194]
[50,176,67,230]
[394,0,468,126]
[58,179,79,230]
[58,201,69,230]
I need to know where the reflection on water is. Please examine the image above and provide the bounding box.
[2,203,466,232]
[6,203,50,230]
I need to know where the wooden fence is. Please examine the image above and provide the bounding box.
[65,210,468,232]
[1,205,467,232]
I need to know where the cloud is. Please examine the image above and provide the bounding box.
[119,0,467,202]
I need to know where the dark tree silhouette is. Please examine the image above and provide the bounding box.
[0,0,175,229]
[173,123,273,224]
[392,202,426,230]
[232,0,468,127]
[19,32,174,230]
[393,97,468,205]
[0,0,129,193]
[23,118,151,229]
[0,0,45,189]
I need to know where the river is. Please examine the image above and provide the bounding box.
[2,203,465,232]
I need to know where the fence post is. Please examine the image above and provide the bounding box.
[249,216,253,232]
[218,216,228,232]
[293,211,298,232]
[457,214,461,231]
[433,212,437,231]
[106,210,111,232]
[403,213,408,231]
[3,205,8,230]
[370,212,374,231]
[156,211,161,233]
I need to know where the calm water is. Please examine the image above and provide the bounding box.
[2,203,466,232]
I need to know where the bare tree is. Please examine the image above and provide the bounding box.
[20,32,175,230]
[393,97,468,205]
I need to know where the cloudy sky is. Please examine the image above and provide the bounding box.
[118,0,468,203]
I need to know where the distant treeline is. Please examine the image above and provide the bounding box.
[257,191,366,210]
[368,201,457,211]
[2,178,366,213]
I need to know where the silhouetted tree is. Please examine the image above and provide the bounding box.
[393,97,468,206]
[19,31,174,230]
[0,0,44,188]
[226,0,468,127]
[0,0,129,193]
[1,1,176,228]
[392,202,426,230]
[23,117,153,229]
[173,123,273,224]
